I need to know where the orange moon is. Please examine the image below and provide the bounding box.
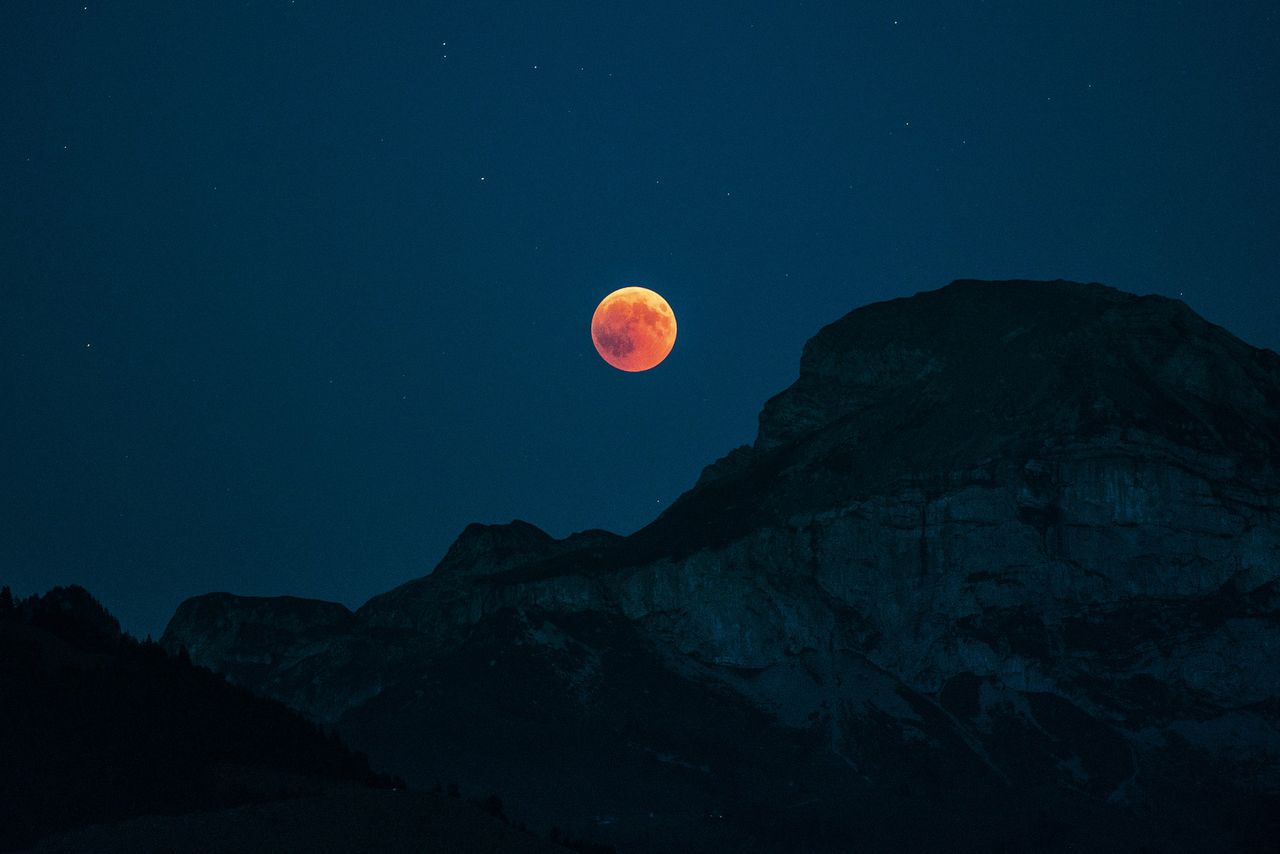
[591,287,677,372]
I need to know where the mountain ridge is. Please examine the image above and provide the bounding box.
[162,279,1280,852]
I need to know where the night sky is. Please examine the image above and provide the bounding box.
[4,2,1278,638]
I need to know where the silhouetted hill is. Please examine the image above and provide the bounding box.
[0,585,564,853]
[166,280,1280,852]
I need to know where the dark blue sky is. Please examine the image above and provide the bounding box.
[4,2,1278,637]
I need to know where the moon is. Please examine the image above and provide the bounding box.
[591,286,677,372]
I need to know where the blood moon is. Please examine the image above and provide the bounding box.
[591,287,677,372]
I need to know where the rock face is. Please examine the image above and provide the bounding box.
[163,280,1280,853]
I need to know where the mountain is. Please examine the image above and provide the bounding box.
[162,280,1280,852]
[0,586,565,853]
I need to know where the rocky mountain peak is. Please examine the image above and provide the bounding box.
[161,280,1280,852]
[756,279,1280,464]
[436,520,555,575]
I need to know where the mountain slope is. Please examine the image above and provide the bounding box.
[163,280,1280,852]
[0,586,562,853]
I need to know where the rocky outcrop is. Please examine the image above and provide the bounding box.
[163,280,1280,852]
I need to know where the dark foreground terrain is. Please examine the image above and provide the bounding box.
[23,787,566,854]
[0,586,565,853]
